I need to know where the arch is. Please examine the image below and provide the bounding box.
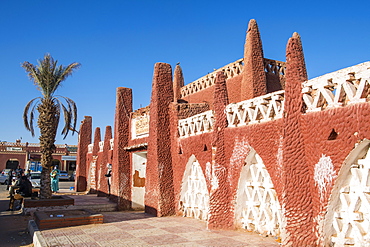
[179,154,210,221]
[323,139,370,246]
[235,147,283,237]
[6,159,19,169]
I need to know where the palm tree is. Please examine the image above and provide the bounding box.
[22,54,80,199]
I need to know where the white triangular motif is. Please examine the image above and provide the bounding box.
[235,150,282,237]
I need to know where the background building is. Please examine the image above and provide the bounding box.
[0,139,77,174]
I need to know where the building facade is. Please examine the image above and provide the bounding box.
[0,139,77,173]
[75,19,370,246]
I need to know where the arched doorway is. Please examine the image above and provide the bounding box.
[6,159,19,170]
[235,148,283,237]
[323,140,370,246]
[179,155,209,221]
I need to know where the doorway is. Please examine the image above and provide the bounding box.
[131,151,147,210]
[6,159,19,170]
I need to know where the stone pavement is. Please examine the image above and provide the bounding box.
[31,210,280,247]
[29,192,280,247]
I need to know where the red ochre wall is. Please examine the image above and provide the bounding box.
[76,19,370,246]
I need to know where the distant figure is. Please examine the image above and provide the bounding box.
[50,165,60,193]
[15,165,23,176]
[7,176,32,211]
[6,169,13,190]
[104,163,112,196]
[25,169,31,178]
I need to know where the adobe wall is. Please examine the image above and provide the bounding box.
[76,18,370,246]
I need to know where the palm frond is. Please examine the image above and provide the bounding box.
[23,97,41,136]
[29,110,35,136]
[59,96,78,136]
[61,103,71,139]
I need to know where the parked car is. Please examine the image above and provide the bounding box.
[59,171,73,181]
[29,172,41,188]
[0,173,8,184]
[0,169,15,184]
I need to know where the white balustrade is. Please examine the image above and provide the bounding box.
[180,58,286,98]
[226,90,285,127]
[264,58,286,76]
[180,59,244,98]
[302,62,370,112]
[178,110,214,138]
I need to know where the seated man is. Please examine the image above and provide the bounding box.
[7,176,32,211]
[7,175,21,198]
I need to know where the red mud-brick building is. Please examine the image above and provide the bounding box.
[75,19,370,246]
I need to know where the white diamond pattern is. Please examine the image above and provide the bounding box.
[236,152,282,236]
[180,158,209,221]
[329,148,370,246]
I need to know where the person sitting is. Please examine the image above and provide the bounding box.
[7,175,21,198]
[7,176,32,211]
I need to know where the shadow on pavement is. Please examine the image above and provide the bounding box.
[0,185,33,247]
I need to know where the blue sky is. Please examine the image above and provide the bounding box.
[1,0,369,145]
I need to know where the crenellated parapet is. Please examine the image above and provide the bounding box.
[178,110,214,138]
[180,58,286,99]
[302,61,370,112]
[226,90,285,127]
[180,59,243,98]
[178,90,285,138]
[264,58,286,77]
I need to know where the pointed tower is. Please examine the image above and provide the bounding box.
[241,19,267,100]
[112,87,132,210]
[282,32,314,245]
[75,116,92,192]
[97,125,112,197]
[173,63,184,102]
[146,62,175,216]
[208,71,234,229]
[89,127,101,193]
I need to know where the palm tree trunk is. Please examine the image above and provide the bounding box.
[38,99,58,199]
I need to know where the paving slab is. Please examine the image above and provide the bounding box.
[31,210,280,246]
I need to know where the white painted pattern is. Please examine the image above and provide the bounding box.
[99,141,104,152]
[178,110,214,138]
[226,90,285,127]
[180,58,286,98]
[325,141,370,246]
[180,59,243,98]
[302,61,370,112]
[109,138,114,150]
[179,155,210,221]
[235,149,283,236]
[87,144,93,153]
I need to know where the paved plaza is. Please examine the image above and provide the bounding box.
[32,209,280,247]
[1,185,280,246]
